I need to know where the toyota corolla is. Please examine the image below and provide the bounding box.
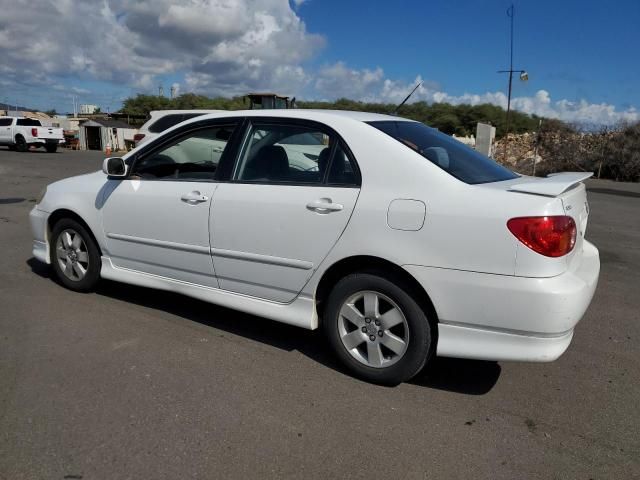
[29,110,600,384]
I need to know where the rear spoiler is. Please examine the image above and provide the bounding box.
[508,172,594,197]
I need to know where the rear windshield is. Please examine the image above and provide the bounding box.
[368,121,518,184]
[16,118,41,126]
[148,113,204,133]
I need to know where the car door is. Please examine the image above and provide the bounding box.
[100,120,240,288]
[210,119,361,303]
[0,117,13,143]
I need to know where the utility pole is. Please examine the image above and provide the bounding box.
[498,4,528,156]
[158,83,164,97]
[170,84,176,99]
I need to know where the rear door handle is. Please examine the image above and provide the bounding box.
[181,191,209,203]
[306,198,343,214]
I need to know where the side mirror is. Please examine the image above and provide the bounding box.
[102,157,128,178]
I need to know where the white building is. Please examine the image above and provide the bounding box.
[79,104,99,115]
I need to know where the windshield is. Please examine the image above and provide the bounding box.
[368,121,519,184]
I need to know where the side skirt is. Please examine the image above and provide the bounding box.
[99,256,318,330]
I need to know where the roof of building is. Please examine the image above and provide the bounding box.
[83,118,133,129]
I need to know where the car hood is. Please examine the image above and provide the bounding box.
[47,170,106,192]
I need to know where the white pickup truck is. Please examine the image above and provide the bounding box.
[0,117,64,153]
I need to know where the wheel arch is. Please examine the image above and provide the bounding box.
[47,209,103,261]
[315,255,439,335]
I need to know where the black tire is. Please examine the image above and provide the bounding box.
[323,272,433,385]
[50,218,101,292]
[15,136,28,152]
[45,144,57,153]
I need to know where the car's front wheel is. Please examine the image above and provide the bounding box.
[323,272,434,385]
[50,218,101,292]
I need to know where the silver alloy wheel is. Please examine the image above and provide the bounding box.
[337,290,409,368]
[55,229,89,281]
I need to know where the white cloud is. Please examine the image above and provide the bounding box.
[0,0,323,99]
[311,63,638,125]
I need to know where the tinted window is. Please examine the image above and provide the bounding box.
[16,118,41,126]
[234,123,359,186]
[148,113,204,133]
[236,124,327,183]
[132,125,235,180]
[369,121,519,184]
[326,143,357,186]
[0,118,12,126]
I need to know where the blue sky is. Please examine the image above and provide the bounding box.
[1,0,638,124]
[301,0,640,109]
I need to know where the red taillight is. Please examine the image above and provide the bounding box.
[31,128,38,137]
[507,216,577,258]
[133,133,145,143]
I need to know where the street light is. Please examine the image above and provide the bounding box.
[498,4,528,139]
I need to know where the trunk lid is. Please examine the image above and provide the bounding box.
[480,172,592,276]
[507,172,593,196]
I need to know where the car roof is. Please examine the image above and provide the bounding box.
[149,109,223,117]
[190,109,416,124]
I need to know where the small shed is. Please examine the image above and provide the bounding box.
[79,119,137,152]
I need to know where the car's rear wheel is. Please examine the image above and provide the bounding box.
[45,144,57,153]
[323,272,433,385]
[15,136,28,152]
[50,218,101,292]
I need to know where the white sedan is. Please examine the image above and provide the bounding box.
[29,110,600,384]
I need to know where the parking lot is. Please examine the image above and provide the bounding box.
[0,148,638,479]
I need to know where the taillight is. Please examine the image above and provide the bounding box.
[133,133,145,143]
[507,216,576,258]
[31,128,38,137]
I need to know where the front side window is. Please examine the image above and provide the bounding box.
[234,123,358,186]
[0,118,12,126]
[368,121,519,184]
[131,125,235,180]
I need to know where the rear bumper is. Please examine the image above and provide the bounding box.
[436,324,574,362]
[404,240,600,362]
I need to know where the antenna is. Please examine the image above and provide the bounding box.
[394,82,422,114]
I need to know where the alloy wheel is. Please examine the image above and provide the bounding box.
[337,290,409,368]
[55,229,90,281]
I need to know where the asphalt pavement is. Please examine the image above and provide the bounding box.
[1,148,638,479]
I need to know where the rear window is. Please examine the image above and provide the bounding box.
[368,121,519,184]
[16,118,41,126]
[148,113,204,133]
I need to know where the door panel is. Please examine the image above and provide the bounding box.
[101,179,218,287]
[210,183,358,302]
[100,121,239,287]
[0,118,12,143]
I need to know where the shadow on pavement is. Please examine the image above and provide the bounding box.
[411,357,501,395]
[27,257,501,394]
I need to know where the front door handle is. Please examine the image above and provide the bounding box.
[306,198,343,214]
[181,191,209,203]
